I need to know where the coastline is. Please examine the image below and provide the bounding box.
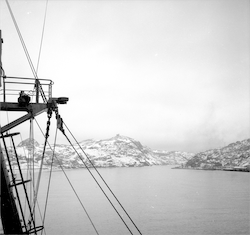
[172,166,250,172]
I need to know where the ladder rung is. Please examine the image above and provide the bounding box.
[0,132,20,138]
[10,179,31,187]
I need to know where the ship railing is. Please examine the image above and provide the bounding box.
[0,76,53,103]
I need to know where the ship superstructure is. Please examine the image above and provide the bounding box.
[0,1,143,234]
[0,29,69,234]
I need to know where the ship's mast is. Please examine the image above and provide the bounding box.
[0,29,68,234]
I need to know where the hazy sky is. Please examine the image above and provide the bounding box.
[0,0,249,153]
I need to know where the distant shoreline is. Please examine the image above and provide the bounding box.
[172,166,250,172]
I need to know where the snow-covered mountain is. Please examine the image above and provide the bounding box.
[152,150,195,165]
[8,135,250,170]
[12,134,193,168]
[185,139,250,170]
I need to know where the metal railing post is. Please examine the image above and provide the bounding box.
[1,77,53,103]
[35,79,39,103]
[3,76,6,102]
[49,81,52,98]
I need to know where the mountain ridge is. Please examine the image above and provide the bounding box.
[8,135,250,170]
[185,138,250,170]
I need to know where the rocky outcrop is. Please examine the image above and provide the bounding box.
[185,139,250,170]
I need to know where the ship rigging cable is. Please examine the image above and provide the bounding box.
[61,131,135,235]
[4,0,142,233]
[31,108,52,217]
[5,0,38,79]
[47,110,137,234]
[63,122,143,235]
[33,118,100,235]
[36,0,49,74]
[15,125,46,234]
[2,113,45,233]
[41,126,57,235]
[5,0,47,103]
[59,121,143,235]
[28,118,38,231]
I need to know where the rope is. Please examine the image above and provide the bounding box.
[61,129,135,235]
[5,0,37,79]
[3,110,46,232]
[20,120,46,234]
[41,126,57,235]
[34,118,99,235]
[63,122,143,235]
[5,0,47,103]
[31,109,52,216]
[36,0,49,74]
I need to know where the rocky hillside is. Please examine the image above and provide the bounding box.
[10,134,193,169]
[185,139,250,170]
[153,150,194,165]
[7,135,250,170]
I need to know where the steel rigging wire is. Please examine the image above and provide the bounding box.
[5,0,47,103]
[41,125,57,235]
[36,0,49,74]
[4,0,142,233]
[4,1,99,233]
[2,1,97,234]
[1,112,45,233]
[61,121,143,235]
[34,118,100,235]
[35,113,142,235]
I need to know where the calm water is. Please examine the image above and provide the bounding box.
[23,166,250,234]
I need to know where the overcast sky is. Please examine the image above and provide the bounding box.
[0,0,249,153]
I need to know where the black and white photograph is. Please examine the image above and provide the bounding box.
[0,0,249,234]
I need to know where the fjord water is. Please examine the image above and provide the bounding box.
[37,166,249,235]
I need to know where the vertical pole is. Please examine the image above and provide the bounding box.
[49,81,52,98]
[36,79,39,103]
[0,30,2,87]
[3,76,5,102]
[0,30,5,102]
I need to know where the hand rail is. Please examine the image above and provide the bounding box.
[0,76,53,103]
